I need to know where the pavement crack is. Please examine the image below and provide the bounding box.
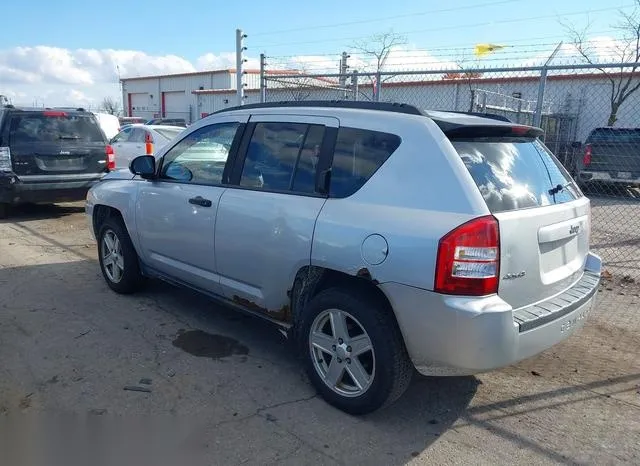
[255,393,318,416]
[209,393,318,429]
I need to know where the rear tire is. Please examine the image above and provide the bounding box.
[298,287,413,415]
[0,203,8,219]
[98,216,143,294]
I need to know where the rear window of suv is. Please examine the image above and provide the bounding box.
[452,138,580,213]
[8,112,105,144]
[586,128,640,143]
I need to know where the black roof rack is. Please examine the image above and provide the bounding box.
[212,100,426,116]
[211,101,521,128]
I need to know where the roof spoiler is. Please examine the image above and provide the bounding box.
[438,110,513,122]
[443,124,544,140]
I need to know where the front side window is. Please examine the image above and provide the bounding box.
[160,122,240,185]
[329,127,401,198]
[240,122,325,193]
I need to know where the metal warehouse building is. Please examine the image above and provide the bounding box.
[120,69,263,123]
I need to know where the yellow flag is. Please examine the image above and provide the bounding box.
[474,43,505,57]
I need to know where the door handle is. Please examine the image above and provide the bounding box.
[188,196,212,207]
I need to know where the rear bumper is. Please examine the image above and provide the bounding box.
[0,173,104,204]
[578,170,640,185]
[381,252,602,376]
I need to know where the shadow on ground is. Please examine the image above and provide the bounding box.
[0,202,85,223]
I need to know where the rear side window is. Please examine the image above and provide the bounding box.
[329,127,401,198]
[8,113,105,144]
[111,127,133,143]
[586,128,640,143]
[154,128,183,141]
[240,122,325,193]
[129,128,147,143]
[452,138,580,213]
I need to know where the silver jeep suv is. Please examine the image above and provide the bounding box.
[86,101,601,414]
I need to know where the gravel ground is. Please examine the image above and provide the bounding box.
[0,202,639,465]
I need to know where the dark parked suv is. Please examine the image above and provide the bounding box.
[575,127,640,188]
[0,106,109,218]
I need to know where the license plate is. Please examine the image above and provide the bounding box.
[49,157,80,167]
[617,171,632,179]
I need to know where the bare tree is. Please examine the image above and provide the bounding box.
[564,1,640,125]
[351,32,407,99]
[100,96,121,115]
[352,32,407,74]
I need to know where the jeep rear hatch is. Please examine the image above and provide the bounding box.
[5,111,108,178]
[446,126,589,310]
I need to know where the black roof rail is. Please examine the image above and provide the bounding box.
[212,100,425,116]
[3,104,15,109]
[52,106,86,112]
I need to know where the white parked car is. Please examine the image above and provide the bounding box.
[110,124,184,169]
[86,101,601,414]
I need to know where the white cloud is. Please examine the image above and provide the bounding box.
[0,46,247,108]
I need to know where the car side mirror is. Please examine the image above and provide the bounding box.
[130,155,156,179]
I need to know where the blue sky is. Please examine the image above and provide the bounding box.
[1,0,632,59]
[0,0,635,106]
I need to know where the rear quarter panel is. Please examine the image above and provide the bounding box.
[312,113,490,289]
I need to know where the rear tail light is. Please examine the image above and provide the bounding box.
[106,145,115,171]
[0,146,12,171]
[583,144,592,166]
[434,216,500,296]
[145,132,154,155]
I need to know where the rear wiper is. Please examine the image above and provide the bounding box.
[548,182,573,196]
[58,135,80,140]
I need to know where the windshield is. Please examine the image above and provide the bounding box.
[452,138,581,213]
[9,113,105,144]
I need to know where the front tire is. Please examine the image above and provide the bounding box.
[299,287,413,415]
[98,217,143,294]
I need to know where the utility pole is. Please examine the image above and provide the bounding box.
[534,41,562,128]
[259,53,267,103]
[236,29,247,106]
[339,51,349,98]
[351,70,359,101]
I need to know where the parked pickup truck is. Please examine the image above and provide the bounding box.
[575,127,640,187]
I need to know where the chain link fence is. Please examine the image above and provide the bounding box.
[260,64,640,292]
